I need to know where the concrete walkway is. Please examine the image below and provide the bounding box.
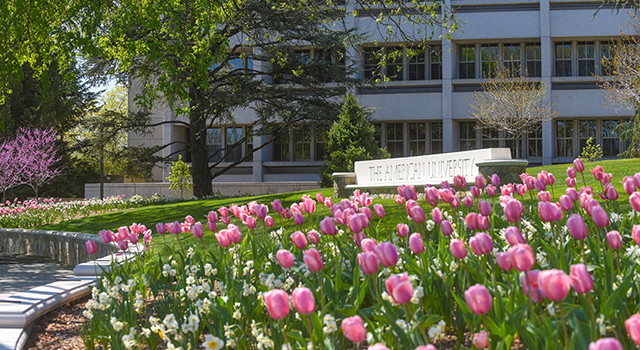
[0,253,76,300]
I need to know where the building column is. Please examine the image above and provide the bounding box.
[442,39,455,153]
[540,0,553,165]
[252,133,266,182]
[162,105,173,182]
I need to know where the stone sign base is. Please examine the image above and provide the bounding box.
[476,159,529,185]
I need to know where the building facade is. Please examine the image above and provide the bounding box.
[128,0,634,184]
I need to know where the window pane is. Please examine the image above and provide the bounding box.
[459,45,476,79]
[408,47,426,80]
[387,123,403,157]
[207,128,223,162]
[226,127,243,162]
[431,122,443,154]
[525,43,541,77]
[481,44,498,78]
[459,121,476,151]
[386,46,404,81]
[600,41,613,76]
[273,132,289,161]
[294,129,311,160]
[555,42,573,77]
[430,46,443,80]
[246,127,253,161]
[556,121,574,157]
[578,42,595,76]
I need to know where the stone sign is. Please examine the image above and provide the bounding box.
[351,148,512,187]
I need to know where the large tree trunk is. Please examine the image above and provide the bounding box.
[189,84,213,198]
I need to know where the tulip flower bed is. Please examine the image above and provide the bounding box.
[0,194,196,228]
[81,159,640,350]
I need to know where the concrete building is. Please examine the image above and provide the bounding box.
[128,0,634,186]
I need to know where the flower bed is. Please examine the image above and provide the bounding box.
[82,159,640,350]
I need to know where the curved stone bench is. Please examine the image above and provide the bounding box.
[475,159,529,185]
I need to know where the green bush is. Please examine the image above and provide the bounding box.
[320,94,389,187]
[168,155,192,198]
[580,137,603,162]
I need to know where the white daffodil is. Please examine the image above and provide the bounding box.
[203,334,225,350]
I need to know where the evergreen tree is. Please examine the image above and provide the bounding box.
[321,94,389,187]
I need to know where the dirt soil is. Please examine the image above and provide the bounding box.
[24,295,89,350]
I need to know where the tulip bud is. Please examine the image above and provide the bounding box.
[559,195,572,211]
[385,272,414,305]
[155,223,166,235]
[464,284,492,315]
[573,158,585,172]
[291,231,307,249]
[496,252,512,271]
[505,226,526,246]
[263,289,290,320]
[508,244,535,272]
[473,331,489,349]
[409,205,426,224]
[86,240,98,255]
[292,287,316,315]
[441,220,453,236]
[567,167,577,178]
[374,242,399,267]
[478,201,492,216]
[307,230,320,245]
[450,239,468,260]
[538,269,571,301]
[631,192,640,212]
[567,214,588,240]
[589,338,623,350]
[626,314,640,346]
[276,249,294,269]
[591,206,610,228]
[342,315,367,343]
[292,211,304,226]
[265,216,274,227]
[607,230,622,250]
[360,238,378,253]
[569,263,593,294]
[409,233,424,254]
[469,232,493,256]
[303,248,324,272]
[397,223,409,238]
[431,207,443,224]
[373,204,386,218]
[320,216,338,236]
[358,252,380,275]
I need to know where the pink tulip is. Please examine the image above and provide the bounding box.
[633,225,640,246]
[538,171,550,185]
[215,230,232,247]
[538,269,571,301]
[416,346,437,350]
[567,167,577,178]
[117,226,130,240]
[538,191,551,202]
[409,205,426,224]
[342,315,367,343]
[573,158,585,172]
[567,214,589,240]
[473,331,489,349]
[504,199,523,223]
[559,195,572,211]
[263,215,273,227]
[303,248,324,272]
[396,195,405,205]
[486,184,497,197]
[271,199,283,213]
[453,175,467,188]
[292,287,316,315]
[303,199,316,214]
[566,187,579,202]
[508,244,535,272]
[155,223,166,235]
[397,223,409,238]
[361,238,378,253]
[478,201,492,217]
[469,232,493,256]
[604,183,619,200]
[538,201,563,222]
[626,314,640,346]
[192,222,204,238]
[464,284,492,315]
[441,220,453,236]
[307,230,320,245]
[521,270,545,302]
[264,289,290,319]
[566,177,576,188]
[320,216,338,236]
[470,186,481,198]
[99,230,114,243]
[505,226,526,246]
[385,272,414,305]
[591,206,610,228]
[424,187,439,206]
[635,173,640,189]
[358,252,380,275]
[631,192,640,212]
[570,263,594,294]
[360,207,373,221]
[292,211,304,226]
[625,178,637,195]
[373,204,385,218]
[465,212,479,230]
[462,195,474,208]
[589,338,623,350]
[409,233,424,254]
[374,242,399,267]
[450,239,468,260]
[431,207,443,224]
[475,175,487,189]
[324,197,333,208]
[86,240,98,254]
[496,252,512,271]
[440,188,455,203]
[515,184,527,196]
[591,165,605,180]
[477,215,490,231]
[352,231,366,246]
[129,231,139,244]
[276,249,294,269]
[316,193,324,203]
[184,215,195,226]
[607,230,622,250]
[117,240,129,251]
[291,231,307,249]
[534,179,546,192]
[491,174,500,187]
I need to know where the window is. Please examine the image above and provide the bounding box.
[294,129,311,161]
[600,41,613,76]
[481,44,499,78]
[225,127,243,162]
[246,126,254,161]
[430,46,443,80]
[385,46,404,81]
[602,119,620,157]
[386,123,404,158]
[527,126,543,157]
[207,127,223,162]
[481,128,500,148]
[577,41,595,76]
[556,120,574,157]
[315,127,327,161]
[459,122,477,151]
[555,42,573,77]
[373,123,382,148]
[431,122,443,154]
[503,43,521,76]
[504,132,521,159]
[578,120,597,154]
[409,123,426,156]
[364,47,382,79]
[459,44,476,79]
[525,43,542,77]
[273,132,290,161]
[408,47,426,81]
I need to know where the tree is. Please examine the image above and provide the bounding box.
[168,155,193,199]
[321,94,389,187]
[465,66,558,159]
[599,21,640,157]
[16,127,63,198]
[0,139,25,201]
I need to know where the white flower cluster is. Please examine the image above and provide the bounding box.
[224,323,237,348]
[411,286,424,304]
[110,317,124,332]
[121,327,138,349]
[180,313,200,334]
[322,313,338,334]
[428,320,446,341]
[163,263,177,277]
[251,320,274,349]
[536,251,549,268]
[204,263,217,276]
[395,319,409,334]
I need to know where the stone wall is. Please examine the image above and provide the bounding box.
[0,229,110,267]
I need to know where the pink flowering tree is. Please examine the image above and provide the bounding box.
[15,127,63,198]
[0,139,25,201]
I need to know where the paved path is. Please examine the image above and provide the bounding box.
[0,253,76,300]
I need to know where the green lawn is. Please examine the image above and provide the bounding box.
[38,158,640,238]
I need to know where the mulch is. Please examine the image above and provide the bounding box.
[24,295,89,350]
